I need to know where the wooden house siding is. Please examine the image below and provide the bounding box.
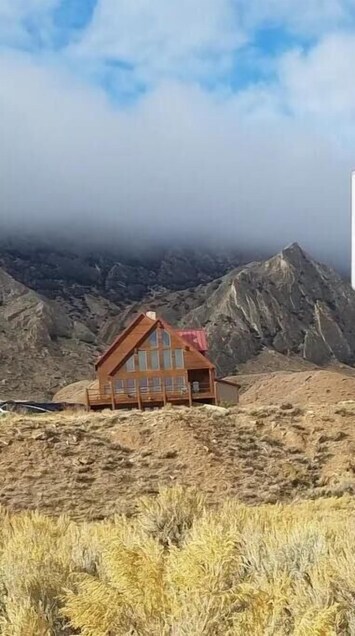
[96,314,155,386]
[102,324,212,389]
[215,379,240,405]
[89,312,217,410]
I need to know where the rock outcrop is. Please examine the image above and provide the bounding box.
[0,267,99,400]
[179,243,355,374]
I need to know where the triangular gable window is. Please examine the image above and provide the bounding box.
[162,330,171,347]
[126,355,135,372]
[148,330,158,347]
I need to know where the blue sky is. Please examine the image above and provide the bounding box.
[1,1,355,268]
[2,0,354,103]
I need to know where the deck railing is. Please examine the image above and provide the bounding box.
[86,381,214,408]
[190,382,211,395]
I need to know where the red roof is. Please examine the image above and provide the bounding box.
[177,329,208,353]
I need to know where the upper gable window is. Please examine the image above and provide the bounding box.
[138,350,147,371]
[126,355,135,372]
[148,330,158,347]
[162,330,171,347]
[150,350,160,370]
[163,349,172,369]
[174,349,184,369]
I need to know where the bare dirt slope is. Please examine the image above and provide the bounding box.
[53,380,96,404]
[240,369,355,406]
[1,403,355,520]
[230,349,319,375]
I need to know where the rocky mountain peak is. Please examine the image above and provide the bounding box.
[270,242,314,272]
[178,246,355,375]
[280,241,307,259]
[281,241,309,265]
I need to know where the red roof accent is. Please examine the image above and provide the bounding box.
[177,329,208,353]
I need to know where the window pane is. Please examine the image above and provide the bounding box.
[175,376,186,390]
[127,379,136,395]
[148,330,158,347]
[150,350,160,370]
[163,349,172,369]
[162,330,171,347]
[138,350,147,371]
[152,377,161,392]
[139,378,148,393]
[174,349,184,368]
[115,379,124,393]
[165,377,173,391]
[126,355,135,372]
[103,383,111,396]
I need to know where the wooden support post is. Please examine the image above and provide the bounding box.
[85,388,90,412]
[209,368,213,392]
[210,369,217,404]
[137,383,143,411]
[214,381,219,406]
[188,382,193,408]
[110,379,116,411]
[163,382,167,406]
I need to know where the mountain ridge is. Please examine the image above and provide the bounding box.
[0,241,355,399]
[177,242,355,374]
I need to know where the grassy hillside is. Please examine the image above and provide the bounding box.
[2,403,355,520]
[0,487,354,634]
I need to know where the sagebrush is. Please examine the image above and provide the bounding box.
[0,487,354,634]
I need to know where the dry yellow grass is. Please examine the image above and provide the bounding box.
[0,487,354,634]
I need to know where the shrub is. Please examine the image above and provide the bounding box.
[136,485,207,547]
[0,488,353,633]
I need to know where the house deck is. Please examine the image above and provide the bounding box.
[86,383,216,410]
[87,311,239,411]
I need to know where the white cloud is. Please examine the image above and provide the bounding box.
[0,52,351,270]
[72,0,355,87]
[73,0,246,82]
[1,3,355,271]
[280,34,355,127]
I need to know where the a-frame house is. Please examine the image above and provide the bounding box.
[86,311,219,410]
